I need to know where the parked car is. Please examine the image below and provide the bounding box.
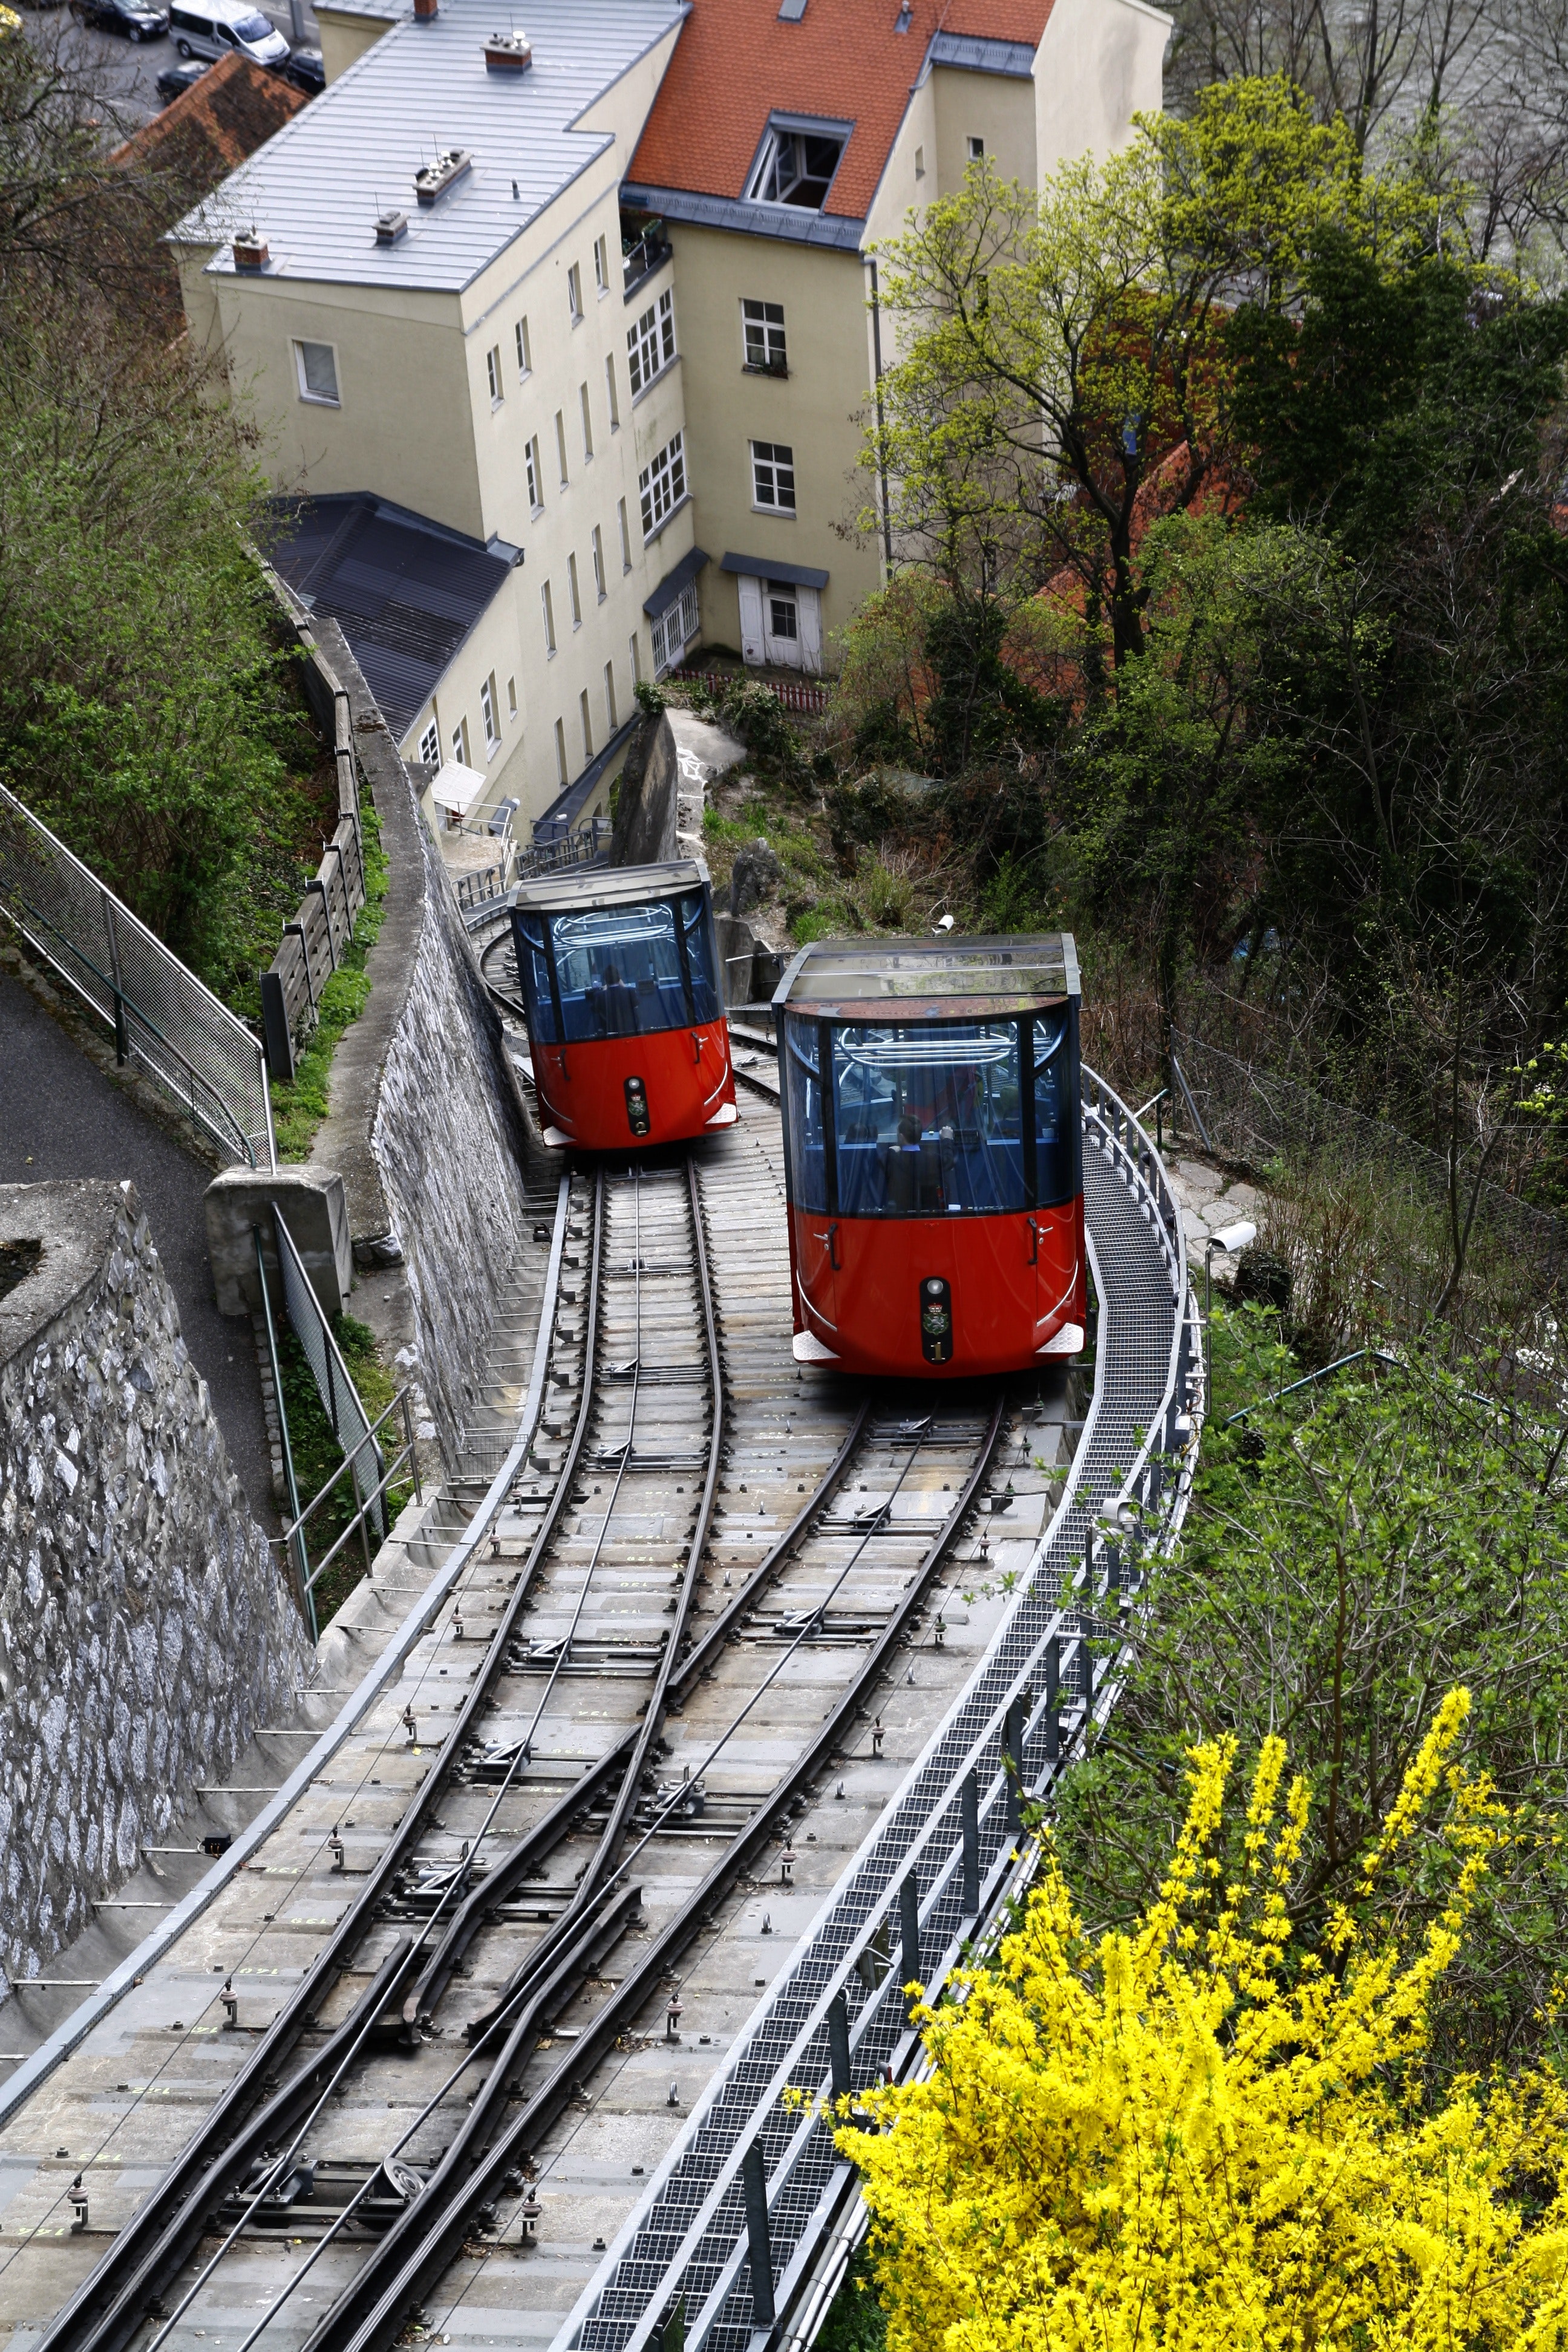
[168,0,287,65]
[71,0,169,36]
[155,52,206,95]
[285,41,322,88]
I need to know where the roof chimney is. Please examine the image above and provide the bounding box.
[483,28,532,69]
[233,227,269,270]
[413,0,437,21]
[375,207,409,244]
[414,148,473,206]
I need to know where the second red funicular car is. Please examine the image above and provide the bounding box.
[511,858,737,1150]
[774,933,1085,1378]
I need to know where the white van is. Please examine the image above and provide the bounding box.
[169,0,289,65]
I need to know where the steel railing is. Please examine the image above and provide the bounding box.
[0,782,275,1168]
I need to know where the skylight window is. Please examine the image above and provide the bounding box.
[745,121,847,210]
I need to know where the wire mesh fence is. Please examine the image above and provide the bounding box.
[1171,1025,1568,1321]
[275,1210,387,1548]
[0,781,275,1169]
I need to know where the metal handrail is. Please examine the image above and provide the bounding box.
[1,886,260,1166]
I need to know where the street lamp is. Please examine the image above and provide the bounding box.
[1203,1219,1256,1397]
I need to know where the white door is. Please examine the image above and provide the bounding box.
[737,573,766,666]
[763,581,802,670]
[797,586,823,675]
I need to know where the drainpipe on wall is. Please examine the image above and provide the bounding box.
[867,255,893,573]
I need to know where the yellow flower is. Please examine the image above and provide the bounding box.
[838,1691,1568,2352]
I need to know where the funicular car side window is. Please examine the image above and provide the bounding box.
[1033,1009,1076,1204]
[679,890,722,1023]
[831,1022,1026,1216]
[516,912,559,1043]
[551,902,685,1040]
[784,1017,828,1212]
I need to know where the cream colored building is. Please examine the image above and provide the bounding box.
[173,0,1167,838]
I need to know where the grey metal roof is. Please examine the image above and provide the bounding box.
[620,179,866,250]
[924,30,1036,74]
[514,855,708,910]
[643,543,708,617]
[776,932,1080,1013]
[720,550,828,589]
[173,0,688,292]
[265,492,512,739]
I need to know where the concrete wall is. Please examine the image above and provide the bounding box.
[0,1181,309,1984]
[299,624,534,1464]
[609,711,678,867]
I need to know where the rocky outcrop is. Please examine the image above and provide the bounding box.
[0,1180,309,1984]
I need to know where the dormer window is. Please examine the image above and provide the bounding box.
[745,119,848,209]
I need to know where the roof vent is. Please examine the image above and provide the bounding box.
[413,0,437,20]
[375,207,409,244]
[893,0,912,25]
[483,28,532,70]
[777,0,807,18]
[232,227,269,270]
[414,148,472,206]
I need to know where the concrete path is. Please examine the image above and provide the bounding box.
[0,967,275,1523]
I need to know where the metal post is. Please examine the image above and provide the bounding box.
[256,1227,315,1644]
[1004,1696,1024,1833]
[899,1870,920,2019]
[741,2144,776,2326]
[828,1991,851,2102]
[1045,1636,1060,1765]
[961,1768,979,1913]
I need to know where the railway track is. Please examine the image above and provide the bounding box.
[0,1030,1191,2352]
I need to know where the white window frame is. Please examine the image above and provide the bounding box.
[967,135,985,160]
[580,380,593,461]
[627,289,676,399]
[639,430,686,539]
[417,719,439,766]
[743,120,846,210]
[618,498,632,572]
[605,351,620,430]
[742,299,786,374]
[526,435,542,511]
[751,439,796,515]
[580,687,593,760]
[567,551,583,628]
[554,716,569,785]
[555,410,569,485]
[452,717,470,764]
[293,339,340,407]
[630,630,642,684]
[567,261,583,319]
[507,675,518,716]
[480,672,500,751]
[486,343,503,407]
[515,315,532,376]
[541,579,557,656]
[604,659,618,730]
[593,233,609,293]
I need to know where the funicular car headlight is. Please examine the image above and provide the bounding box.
[624,1076,650,1137]
[921,1276,953,1364]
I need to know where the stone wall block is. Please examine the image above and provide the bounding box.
[0,1180,311,1985]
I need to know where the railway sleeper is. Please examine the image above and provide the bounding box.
[217,2156,430,2241]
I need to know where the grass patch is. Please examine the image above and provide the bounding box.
[279,1308,411,1628]
[268,802,390,1162]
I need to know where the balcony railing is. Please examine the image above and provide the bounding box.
[622,222,671,297]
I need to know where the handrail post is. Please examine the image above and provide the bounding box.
[256,1225,315,1643]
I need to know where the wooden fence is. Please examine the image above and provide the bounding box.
[260,688,367,1083]
[671,668,831,717]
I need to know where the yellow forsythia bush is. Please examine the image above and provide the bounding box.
[838,1690,1568,2350]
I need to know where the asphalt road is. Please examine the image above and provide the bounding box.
[19,0,319,132]
[0,968,278,1526]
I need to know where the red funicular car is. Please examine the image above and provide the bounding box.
[511,859,737,1149]
[774,934,1085,1377]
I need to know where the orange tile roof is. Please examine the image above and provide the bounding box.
[111,51,309,190]
[628,0,1053,221]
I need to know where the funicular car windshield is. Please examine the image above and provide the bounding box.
[785,1005,1076,1217]
[516,887,720,1044]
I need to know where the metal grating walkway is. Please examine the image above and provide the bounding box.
[560,1073,1197,2352]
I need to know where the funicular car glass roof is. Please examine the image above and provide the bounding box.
[512,857,710,916]
[774,932,1079,1021]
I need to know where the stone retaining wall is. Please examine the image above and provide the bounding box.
[0,1181,310,1985]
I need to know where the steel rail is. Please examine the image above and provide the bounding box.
[36,1172,605,2352]
[295,1154,729,2348]
[562,1064,1195,2352]
[666,1400,872,1707]
[320,1395,1005,2352]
